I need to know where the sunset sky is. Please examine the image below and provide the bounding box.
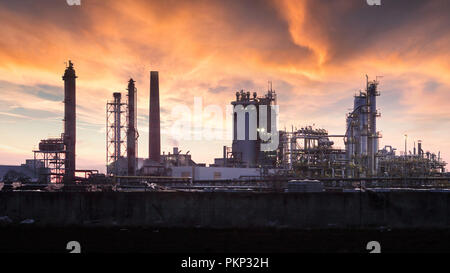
[0,0,449,172]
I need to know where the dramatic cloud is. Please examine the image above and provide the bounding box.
[0,0,449,170]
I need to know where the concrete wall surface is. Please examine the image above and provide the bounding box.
[170,166,261,180]
[0,191,449,229]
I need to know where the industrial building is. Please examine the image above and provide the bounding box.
[26,61,98,186]
[103,69,446,183]
[2,61,447,191]
[0,160,44,183]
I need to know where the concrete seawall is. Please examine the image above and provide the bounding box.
[0,191,449,229]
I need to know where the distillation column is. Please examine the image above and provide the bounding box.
[62,60,77,184]
[345,76,381,177]
[366,78,380,176]
[127,79,137,176]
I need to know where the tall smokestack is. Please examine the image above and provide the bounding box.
[127,79,137,175]
[63,60,76,184]
[149,71,160,163]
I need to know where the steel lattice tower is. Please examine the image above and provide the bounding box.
[106,92,127,175]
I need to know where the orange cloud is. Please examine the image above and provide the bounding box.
[0,0,449,168]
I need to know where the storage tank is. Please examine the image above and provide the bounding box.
[39,139,64,152]
[353,95,366,156]
[232,95,258,167]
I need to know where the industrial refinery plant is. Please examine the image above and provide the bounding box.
[1,61,448,192]
[3,0,450,256]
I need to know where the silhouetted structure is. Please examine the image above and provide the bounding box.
[127,79,137,176]
[62,61,77,184]
[149,71,161,163]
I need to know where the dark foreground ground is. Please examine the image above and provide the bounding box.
[1,227,450,253]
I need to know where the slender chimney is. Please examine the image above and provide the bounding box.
[149,71,160,163]
[127,79,137,176]
[63,60,76,184]
[418,141,422,157]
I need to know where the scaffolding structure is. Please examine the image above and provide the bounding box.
[33,135,66,183]
[106,92,127,175]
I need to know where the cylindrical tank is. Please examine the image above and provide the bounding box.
[367,82,379,176]
[354,95,366,110]
[232,105,258,167]
[231,90,276,167]
[353,95,366,156]
[39,140,64,151]
[345,115,354,162]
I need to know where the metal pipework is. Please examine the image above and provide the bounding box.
[62,60,77,184]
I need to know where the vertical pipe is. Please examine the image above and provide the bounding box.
[106,103,108,174]
[127,79,137,176]
[113,92,122,175]
[418,141,422,157]
[149,71,161,163]
[289,135,294,170]
[371,85,378,174]
[62,60,76,184]
[366,80,379,176]
[404,134,407,157]
[114,93,122,161]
